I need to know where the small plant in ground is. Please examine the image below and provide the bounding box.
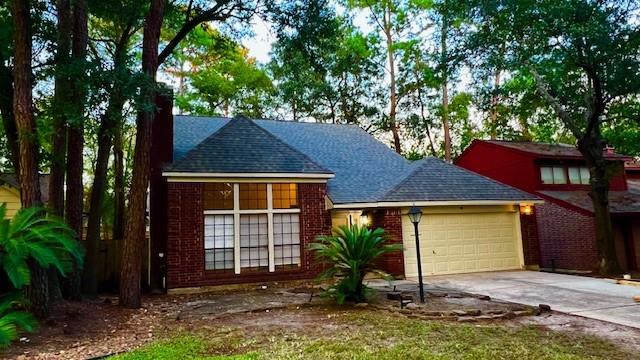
[0,205,84,347]
[310,225,401,304]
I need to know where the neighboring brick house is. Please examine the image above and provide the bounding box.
[149,101,538,292]
[456,140,640,273]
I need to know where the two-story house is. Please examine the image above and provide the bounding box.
[456,140,640,273]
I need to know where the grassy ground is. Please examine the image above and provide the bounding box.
[112,310,636,360]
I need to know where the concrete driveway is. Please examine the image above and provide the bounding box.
[421,271,640,329]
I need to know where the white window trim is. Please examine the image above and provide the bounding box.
[204,183,301,274]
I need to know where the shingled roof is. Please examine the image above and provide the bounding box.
[539,190,640,214]
[382,157,538,202]
[171,116,538,205]
[167,117,331,175]
[484,140,630,160]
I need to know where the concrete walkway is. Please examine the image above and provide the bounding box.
[416,271,640,329]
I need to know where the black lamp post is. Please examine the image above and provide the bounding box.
[407,206,425,303]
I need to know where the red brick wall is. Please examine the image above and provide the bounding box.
[536,201,598,271]
[166,182,331,289]
[520,211,540,267]
[371,208,405,277]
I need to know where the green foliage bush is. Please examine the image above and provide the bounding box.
[0,205,84,347]
[310,225,401,304]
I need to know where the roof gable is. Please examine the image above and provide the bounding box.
[382,157,538,202]
[253,120,415,204]
[173,115,230,161]
[167,117,331,174]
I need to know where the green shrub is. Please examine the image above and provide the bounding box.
[310,225,401,304]
[0,204,84,347]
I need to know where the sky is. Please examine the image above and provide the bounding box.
[242,9,372,65]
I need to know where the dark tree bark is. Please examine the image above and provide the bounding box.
[578,129,620,274]
[11,0,47,318]
[64,0,88,300]
[49,0,72,218]
[47,0,73,304]
[0,61,19,173]
[119,0,165,309]
[112,122,125,241]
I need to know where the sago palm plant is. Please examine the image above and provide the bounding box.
[310,225,401,304]
[0,205,84,347]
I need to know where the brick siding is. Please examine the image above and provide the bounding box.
[166,182,331,289]
[520,211,540,267]
[371,208,405,277]
[536,201,598,271]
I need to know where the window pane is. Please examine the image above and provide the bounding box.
[240,214,269,269]
[204,215,234,270]
[552,167,567,184]
[580,167,590,184]
[273,183,298,209]
[239,183,267,209]
[203,183,233,210]
[273,213,301,268]
[540,167,553,184]
[568,167,581,184]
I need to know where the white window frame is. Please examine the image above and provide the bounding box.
[203,183,301,274]
[540,165,567,184]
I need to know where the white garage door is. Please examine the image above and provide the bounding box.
[402,209,522,277]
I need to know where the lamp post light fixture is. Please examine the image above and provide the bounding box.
[407,206,425,303]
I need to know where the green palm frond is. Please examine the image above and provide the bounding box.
[0,205,85,290]
[0,204,84,347]
[0,293,36,348]
[311,224,402,304]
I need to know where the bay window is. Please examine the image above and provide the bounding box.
[203,182,301,274]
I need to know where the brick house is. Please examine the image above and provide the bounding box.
[456,140,640,273]
[149,100,538,292]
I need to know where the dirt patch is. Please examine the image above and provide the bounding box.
[2,282,639,359]
[515,311,640,352]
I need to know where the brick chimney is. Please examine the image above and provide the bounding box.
[604,144,616,155]
[149,87,173,293]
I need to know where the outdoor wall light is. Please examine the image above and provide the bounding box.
[360,210,370,226]
[520,204,533,216]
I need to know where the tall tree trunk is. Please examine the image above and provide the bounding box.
[0,62,19,172]
[578,133,620,274]
[113,123,125,241]
[49,0,72,218]
[48,0,74,303]
[489,69,501,140]
[441,10,451,162]
[84,77,126,296]
[120,0,165,309]
[417,86,437,157]
[11,0,47,318]
[384,5,401,154]
[64,0,88,300]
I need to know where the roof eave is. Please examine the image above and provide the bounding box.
[163,171,335,179]
[330,199,544,209]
